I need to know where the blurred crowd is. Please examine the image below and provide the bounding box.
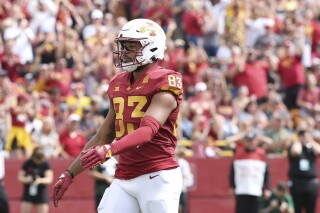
[0,0,320,159]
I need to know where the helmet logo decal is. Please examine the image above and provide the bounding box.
[139,25,157,37]
[139,26,148,33]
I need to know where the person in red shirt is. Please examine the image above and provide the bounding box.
[226,48,270,104]
[46,58,73,97]
[182,1,204,46]
[0,40,21,82]
[52,19,183,213]
[59,114,86,158]
[310,57,320,85]
[277,40,305,110]
[296,73,320,116]
[144,0,172,31]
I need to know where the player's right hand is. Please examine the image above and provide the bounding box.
[53,172,73,207]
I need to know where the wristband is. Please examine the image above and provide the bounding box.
[66,169,74,179]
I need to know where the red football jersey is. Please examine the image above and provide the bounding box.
[107,65,183,179]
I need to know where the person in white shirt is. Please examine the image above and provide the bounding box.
[176,146,194,213]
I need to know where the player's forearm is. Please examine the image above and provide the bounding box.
[110,126,152,155]
[110,116,160,155]
[66,156,86,177]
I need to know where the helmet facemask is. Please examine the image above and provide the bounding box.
[114,38,150,72]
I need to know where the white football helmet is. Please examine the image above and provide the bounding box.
[113,19,167,72]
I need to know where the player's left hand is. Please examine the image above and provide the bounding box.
[80,145,111,169]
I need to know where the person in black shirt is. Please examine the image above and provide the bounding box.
[288,128,320,213]
[17,147,53,213]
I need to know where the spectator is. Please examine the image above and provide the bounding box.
[191,114,211,158]
[187,82,215,121]
[171,0,187,40]
[233,85,251,113]
[5,93,33,158]
[259,181,294,213]
[277,40,305,110]
[166,39,188,78]
[66,82,91,117]
[216,89,239,138]
[312,113,320,143]
[144,0,172,32]
[245,5,275,48]
[31,116,63,158]
[17,146,53,213]
[34,31,59,64]
[229,131,270,213]
[310,57,320,85]
[238,100,269,132]
[59,113,86,158]
[224,2,247,47]
[183,45,209,94]
[176,146,194,213]
[260,90,287,117]
[0,40,21,82]
[46,58,73,97]
[0,134,9,213]
[54,102,70,134]
[28,0,57,35]
[82,9,107,41]
[203,62,228,105]
[254,21,282,53]
[179,100,193,140]
[296,73,320,116]
[304,9,320,57]
[0,69,12,144]
[4,18,35,65]
[226,48,270,104]
[264,111,292,155]
[182,1,204,46]
[287,125,320,213]
[79,106,99,141]
[202,3,220,57]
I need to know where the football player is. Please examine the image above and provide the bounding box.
[53,18,184,213]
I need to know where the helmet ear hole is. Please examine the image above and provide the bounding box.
[150,47,158,52]
[150,55,156,62]
[150,48,158,62]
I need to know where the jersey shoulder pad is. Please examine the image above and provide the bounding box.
[148,68,183,96]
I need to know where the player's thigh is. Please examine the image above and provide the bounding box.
[139,168,182,213]
[98,180,140,213]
